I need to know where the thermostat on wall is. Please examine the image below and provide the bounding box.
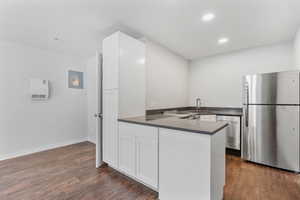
[30,78,49,101]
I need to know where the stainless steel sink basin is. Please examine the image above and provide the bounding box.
[181,113,217,121]
[164,110,215,118]
[163,110,197,118]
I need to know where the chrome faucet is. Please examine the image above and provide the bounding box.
[196,98,201,113]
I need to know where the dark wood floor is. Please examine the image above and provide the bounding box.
[0,142,300,200]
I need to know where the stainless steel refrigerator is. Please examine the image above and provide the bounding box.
[242,71,300,172]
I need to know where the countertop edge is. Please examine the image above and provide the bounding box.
[146,106,243,116]
[118,118,228,135]
[214,113,243,117]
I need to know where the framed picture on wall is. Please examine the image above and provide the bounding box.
[68,70,83,89]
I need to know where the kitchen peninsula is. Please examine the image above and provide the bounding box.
[118,115,228,200]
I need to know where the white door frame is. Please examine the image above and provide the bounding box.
[96,52,103,168]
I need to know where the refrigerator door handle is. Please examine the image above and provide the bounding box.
[245,84,249,127]
[246,107,249,127]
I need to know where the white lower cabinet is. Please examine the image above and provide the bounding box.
[118,128,135,176]
[118,122,158,190]
[103,89,119,168]
[135,128,158,188]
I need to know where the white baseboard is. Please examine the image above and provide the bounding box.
[87,135,96,144]
[0,138,88,161]
[87,139,96,144]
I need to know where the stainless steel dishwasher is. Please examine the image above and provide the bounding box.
[217,116,240,150]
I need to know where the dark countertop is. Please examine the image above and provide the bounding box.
[146,107,243,117]
[195,108,243,117]
[118,115,228,135]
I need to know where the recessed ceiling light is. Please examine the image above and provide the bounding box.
[202,13,215,22]
[218,37,229,45]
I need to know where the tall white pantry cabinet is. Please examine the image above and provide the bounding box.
[102,32,146,170]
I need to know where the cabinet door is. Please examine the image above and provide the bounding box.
[118,122,135,176]
[118,122,158,189]
[135,126,158,189]
[102,33,119,90]
[119,33,146,118]
[103,89,118,168]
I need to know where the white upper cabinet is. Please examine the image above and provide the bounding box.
[103,33,119,90]
[119,33,146,118]
[102,31,146,118]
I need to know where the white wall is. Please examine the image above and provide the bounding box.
[295,28,300,68]
[146,41,189,109]
[189,42,294,107]
[0,41,87,160]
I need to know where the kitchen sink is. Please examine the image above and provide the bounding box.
[163,110,217,121]
[185,113,217,121]
[163,110,197,118]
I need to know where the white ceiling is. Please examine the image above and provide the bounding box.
[0,0,300,60]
